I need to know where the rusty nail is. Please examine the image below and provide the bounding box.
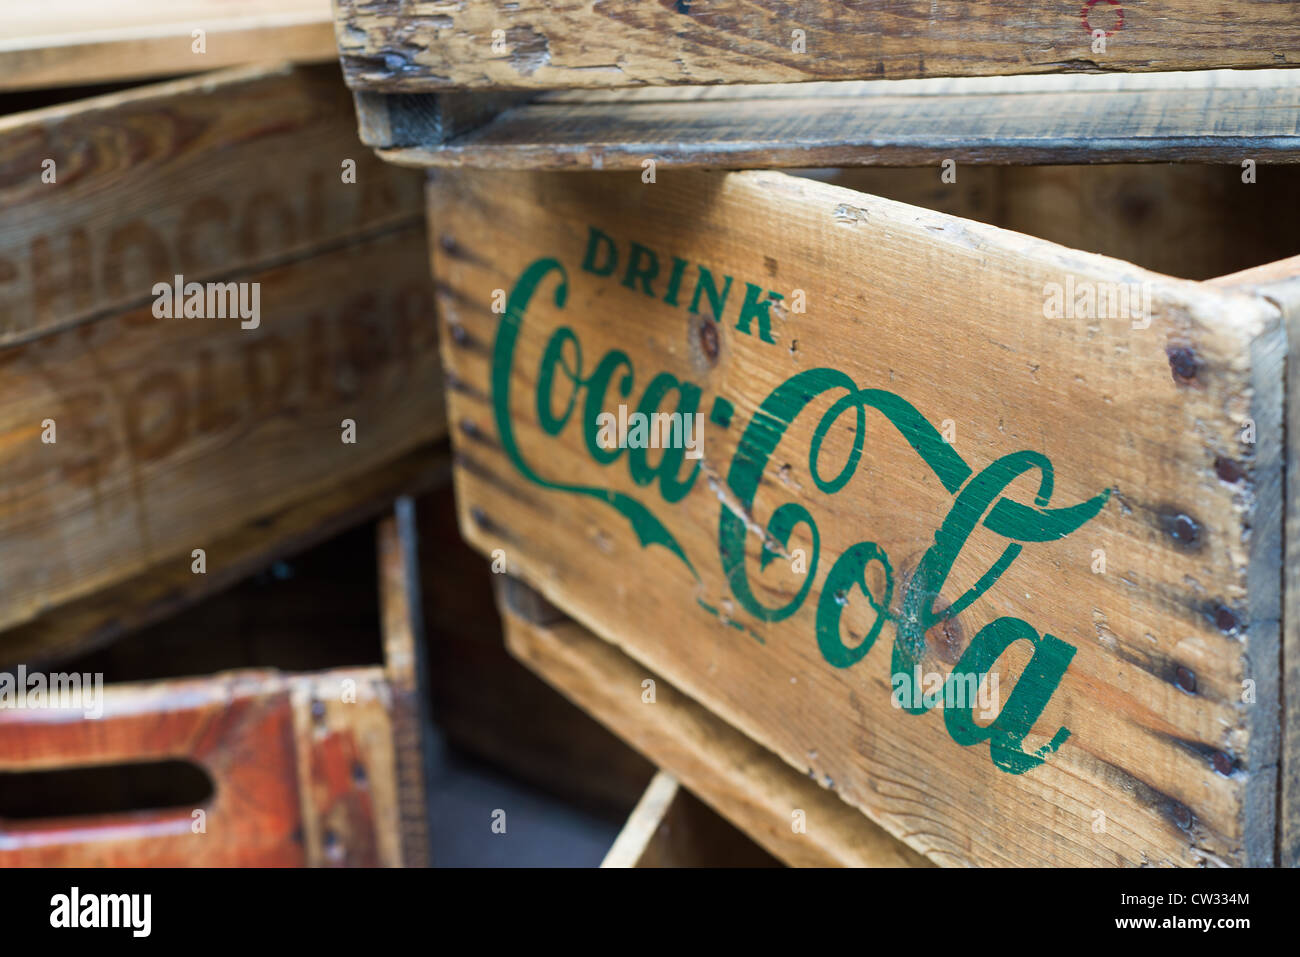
[1167,346,1199,382]
[1212,604,1240,635]
[1160,510,1200,547]
[698,317,720,363]
[1214,456,1245,484]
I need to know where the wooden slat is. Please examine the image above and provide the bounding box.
[335,0,1300,93]
[0,63,424,346]
[0,667,399,867]
[376,71,1300,169]
[1207,263,1300,867]
[810,166,1300,283]
[0,0,337,91]
[0,64,445,634]
[601,770,780,867]
[0,225,444,633]
[500,584,930,867]
[0,444,450,670]
[377,504,435,867]
[602,770,683,868]
[434,167,1285,866]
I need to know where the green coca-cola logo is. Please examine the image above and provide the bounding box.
[489,233,1109,775]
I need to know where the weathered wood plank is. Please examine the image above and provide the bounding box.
[0,0,337,91]
[601,770,780,867]
[377,504,435,867]
[812,166,1300,283]
[0,63,424,345]
[335,0,1300,93]
[0,444,450,670]
[501,581,931,867]
[1207,264,1300,867]
[376,71,1300,169]
[0,225,445,633]
[0,667,399,867]
[433,167,1284,866]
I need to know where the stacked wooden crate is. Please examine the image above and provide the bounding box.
[333,1,1300,866]
[0,6,446,866]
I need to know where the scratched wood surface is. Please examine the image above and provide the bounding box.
[0,65,445,635]
[0,667,399,867]
[0,63,423,346]
[335,0,1300,93]
[373,71,1300,168]
[432,168,1286,866]
[0,0,337,91]
[500,581,930,867]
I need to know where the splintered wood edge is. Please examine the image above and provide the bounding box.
[497,588,931,868]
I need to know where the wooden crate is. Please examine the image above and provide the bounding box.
[330,3,1300,169]
[0,509,430,867]
[431,165,1300,867]
[334,0,1299,91]
[0,64,446,640]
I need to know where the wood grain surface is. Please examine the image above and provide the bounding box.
[0,444,450,670]
[335,0,1300,92]
[0,64,423,346]
[0,65,445,633]
[1208,262,1300,867]
[0,228,444,633]
[0,0,337,91]
[502,586,931,867]
[433,167,1286,866]
[373,71,1300,169]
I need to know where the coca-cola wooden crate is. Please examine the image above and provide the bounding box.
[430,166,1300,867]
